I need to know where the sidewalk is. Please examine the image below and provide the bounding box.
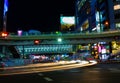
[1,59,33,67]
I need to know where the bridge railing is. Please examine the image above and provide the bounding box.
[8,30,120,36]
[1,30,120,40]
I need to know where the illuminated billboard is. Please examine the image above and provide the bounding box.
[60,16,75,31]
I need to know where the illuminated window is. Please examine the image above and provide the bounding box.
[114,4,120,10]
[116,23,120,28]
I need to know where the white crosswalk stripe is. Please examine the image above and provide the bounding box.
[38,73,43,76]
[109,68,120,73]
[44,77,53,81]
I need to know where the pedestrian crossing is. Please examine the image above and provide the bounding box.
[44,77,53,81]
[37,67,120,82]
[108,68,120,73]
[87,68,120,73]
[38,73,53,82]
[54,67,120,73]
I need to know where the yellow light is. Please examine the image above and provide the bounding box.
[105,21,108,25]
[114,4,120,10]
[1,32,8,37]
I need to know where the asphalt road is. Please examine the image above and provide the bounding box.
[0,63,120,83]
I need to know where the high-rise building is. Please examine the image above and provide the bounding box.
[0,0,8,32]
[0,0,4,31]
[113,0,120,29]
[75,0,116,33]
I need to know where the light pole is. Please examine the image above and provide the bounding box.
[57,38,62,43]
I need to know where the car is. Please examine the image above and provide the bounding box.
[32,59,40,63]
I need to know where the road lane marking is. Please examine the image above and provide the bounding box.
[88,70,100,73]
[109,68,120,72]
[55,70,64,72]
[93,68,102,70]
[44,77,53,81]
[38,73,43,76]
[69,70,80,72]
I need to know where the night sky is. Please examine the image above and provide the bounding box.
[7,0,75,33]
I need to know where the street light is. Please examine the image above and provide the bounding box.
[1,32,8,37]
[104,21,109,26]
[57,38,62,42]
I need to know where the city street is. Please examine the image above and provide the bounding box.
[0,62,120,83]
[1,0,120,83]
[0,60,94,75]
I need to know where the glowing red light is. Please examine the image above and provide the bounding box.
[1,32,8,37]
[105,21,109,25]
[34,40,40,44]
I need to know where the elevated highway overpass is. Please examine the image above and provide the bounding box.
[0,30,120,59]
[0,30,120,45]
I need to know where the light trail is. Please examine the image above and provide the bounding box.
[0,61,76,70]
[0,60,97,76]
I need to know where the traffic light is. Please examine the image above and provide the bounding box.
[34,40,40,45]
[104,21,109,26]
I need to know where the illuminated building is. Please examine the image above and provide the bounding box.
[75,0,120,60]
[75,0,116,33]
[91,42,111,60]
[0,0,8,32]
[0,0,4,31]
[113,0,120,29]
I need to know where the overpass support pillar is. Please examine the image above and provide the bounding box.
[2,46,6,57]
[22,45,25,59]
